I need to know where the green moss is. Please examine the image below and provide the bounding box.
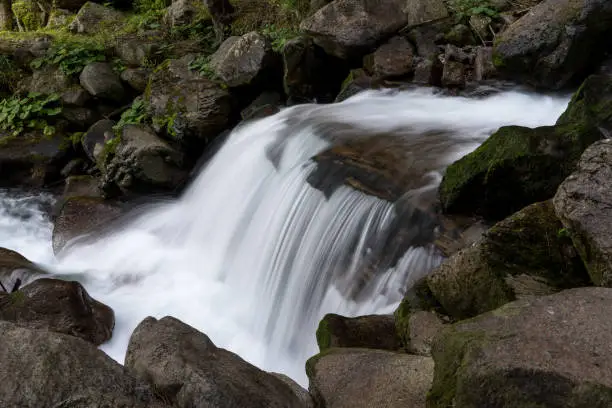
[315,317,331,351]
[8,290,26,305]
[492,50,504,68]
[12,1,44,31]
[230,0,305,36]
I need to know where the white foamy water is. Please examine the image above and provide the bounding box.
[0,88,570,386]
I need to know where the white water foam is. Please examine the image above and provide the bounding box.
[0,88,570,386]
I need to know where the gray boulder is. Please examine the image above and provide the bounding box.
[164,0,201,27]
[70,2,125,34]
[403,0,448,27]
[428,288,612,407]
[0,321,168,408]
[80,62,126,102]
[493,0,612,89]
[115,35,161,67]
[306,348,434,408]
[316,313,401,352]
[21,66,73,94]
[363,36,415,79]
[82,119,115,162]
[554,139,612,286]
[100,125,187,194]
[125,316,308,408]
[61,86,92,106]
[300,0,407,59]
[209,31,276,88]
[0,247,47,290]
[121,68,150,92]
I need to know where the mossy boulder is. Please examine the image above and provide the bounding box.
[306,348,433,408]
[427,288,612,408]
[426,201,591,320]
[12,0,45,31]
[554,140,612,287]
[69,2,125,34]
[316,313,400,352]
[556,74,612,130]
[439,123,603,221]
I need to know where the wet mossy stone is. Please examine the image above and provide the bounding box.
[315,313,400,352]
[438,122,603,222]
[556,74,612,131]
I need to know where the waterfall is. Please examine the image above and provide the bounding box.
[0,88,570,386]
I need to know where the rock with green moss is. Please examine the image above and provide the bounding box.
[115,34,161,67]
[316,313,400,352]
[492,0,612,89]
[306,348,433,408]
[556,74,612,130]
[145,56,232,152]
[427,287,612,408]
[46,8,75,28]
[18,66,74,95]
[12,0,45,31]
[69,2,125,34]
[554,140,612,287]
[426,201,591,320]
[439,123,603,221]
[0,278,114,345]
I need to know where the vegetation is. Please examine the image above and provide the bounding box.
[113,98,148,133]
[261,23,298,52]
[0,92,61,137]
[448,0,499,21]
[31,41,106,75]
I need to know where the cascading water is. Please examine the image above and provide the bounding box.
[0,88,570,386]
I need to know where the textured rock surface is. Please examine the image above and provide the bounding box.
[363,36,414,79]
[80,62,126,102]
[316,313,401,352]
[69,2,125,34]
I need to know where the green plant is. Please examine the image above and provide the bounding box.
[449,0,498,21]
[113,98,148,133]
[261,24,299,52]
[0,92,62,137]
[188,55,219,80]
[12,0,45,31]
[153,112,178,137]
[0,56,20,91]
[31,42,106,76]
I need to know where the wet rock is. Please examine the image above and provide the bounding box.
[240,91,281,120]
[145,57,232,151]
[100,125,186,195]
[493,0,612,89]
[0,278,114,345]
[0,247,47,290]
[335,69,376,102]
[69,2,125,34]
[209,31,276,88]
[306,348,434,408]
[406,20,450,59]
[363,36,415,79]
[556,74,612,131]
[63,175,102,199]
[80,62,126,102]
[473,46,496,81]
[427,201,591,320]
[0,321,167,408]
[441,60,465,87]
[554,140,612,286]
[300,0,407,59]
[271,374,314,408]
[428,288,612,408]
[52,196,122,253]
[125,316,308,408]
[413,58,442,85]
[121,68,150,92]
[82,119,115,162]
[444,24,476,47]
[316,313,400,352]
[439,123,603,221]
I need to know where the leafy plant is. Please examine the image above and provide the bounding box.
[31,42,106,76]
[261,24,299,52]
[188,55,219,80]
[113,98,148,133]
[0,56,20,91]
[449,0,498,21]
[0,92,62,137]
[153,112,178,137]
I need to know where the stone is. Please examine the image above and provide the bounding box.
[406,20,450,59]
[121,68,150,92]
[413,58,442,85]
[334,69,375,102]
[316,313,401,352]
[0,247,47,290]
[0,321,167,408]
[240,91,281,120]
[554,139,612,286]
[115,35,161,67]
[63,175,102,199]
[493,0,612,89]
[54,0,87,10]
[0,278,114,345]
[469,14,491,40]
[441,60,465,87]
[46,8,75,28]
[80,62,126,102]
[306,348,434,408]
[300,0,407,59]
[363,36,415,79]
[52,196,122,254]
[22,66,73,94]
[438,123,604,221]
[82,119,115,162]
[428,288,612,408]
[427,201,591,320]
[405,311,445,356]
[61,86,92,106]
[100,125,187,195]
[403,0,449,27]
[209,31,276,88]
[444,24,476,47]
[556,74,612,131]
[271,374,314,408]
[473,46,496,81]
[69,2,125,34]
[125,316,308,407]
[145,57,232,152]
[61,106,99,127]
[164,0,201,27]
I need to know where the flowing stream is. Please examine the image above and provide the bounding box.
[0,88,569,386]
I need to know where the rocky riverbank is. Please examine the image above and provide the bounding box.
[0,0,612,406]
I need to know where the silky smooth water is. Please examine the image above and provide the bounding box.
[0,88,570,386]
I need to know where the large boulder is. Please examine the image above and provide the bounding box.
[99,125,187,195]
[164,0,204,27]
[209,31,277,88]
[69,2,125,34]
[306,348,434,408]
[82,119,115,162]
[492,0,612,89]
[427,288,612,407]
[115,35,160,67]
[403,0,448,27]
[438,123,604,221]
[52,196,122,253]
[20,66,73,94]
[556,74,612,131]
[554,139,612,286]
[315,313,401,352]
[0,321,168,408]
[426,201,591,320]
[0,278,114,345]
[145,57,232,152]
[0,247,47,289]
[80,62,126,102]
[125,316,308,408]
[300,0,407,59]
[363,36,415,79]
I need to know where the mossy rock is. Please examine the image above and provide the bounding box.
[12,1,45,31]
[556,74,612,130]
[426,200,591,320]
[315,313,400,352]
[439,122,603,221]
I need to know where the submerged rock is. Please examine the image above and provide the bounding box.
[307,348,434,408]
[0,321,167,408]
[316,313,400,352]
[125,316,308,407]
[0,278,114,345]
[554,139,612,286]
[428,288,612,407]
